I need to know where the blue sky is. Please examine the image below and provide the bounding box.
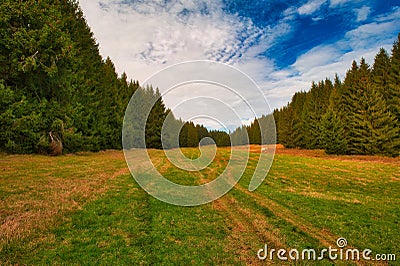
[79,0,400,129]
[222,0,397,68]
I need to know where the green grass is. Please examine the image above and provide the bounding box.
[0,148,399,265]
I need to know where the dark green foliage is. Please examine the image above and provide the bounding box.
[179,122,189,148]
[178,122,229,148]
[272,91,307,148]
[302,80,333,149]
[258,114,276,144]
[145,88,167,149]
[247,119,261,145]
[340,58,399,156]
[230,125,249,146]
[230,114,275,146]
[372,48,391,100]
[178,121,198,148]
[209,130,230,147]
[161,110,182,149]
[167,119,229,148]
[186,122,199,147]
[196,124,211,143]
[273,34,400,156]
[274,105,294,148]
[388,34,400,123]
[0,0,137,154]
[320,109,347,154]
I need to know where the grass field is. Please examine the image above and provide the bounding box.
[0,147,399,265]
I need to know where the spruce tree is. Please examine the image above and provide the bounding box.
[372,48,391,100]
[388,34,400,123]
[321,109,347,155]
[187,122,199,147]
[145,88,167,149]
[301,80,332,149]
[290,91,307,148]
[341,58,399,155]
[179,122,189,147]
[364,87,399,156]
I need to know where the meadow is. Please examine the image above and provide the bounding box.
[0,146,399,265]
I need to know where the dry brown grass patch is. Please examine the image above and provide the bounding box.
[0,150,128,250]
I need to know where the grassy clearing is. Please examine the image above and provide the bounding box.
[0,147,399,265]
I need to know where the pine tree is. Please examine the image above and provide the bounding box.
[301,80,333,149]
[321,109,347,155]
[187,122,199,147]
[388,34,400,123]
[290,91,307,148]
[145,88,167,149]
[196,124,211,144]
[248,119,261,145]
[230,125,249,146]
[258,114,276,144]
[179,122,189,147]
[341,58,399,155]
[161,110,181,149]
[372,48,391,99]
[274,35,400,157]
[341,58,370,154]
[329,74,342,110]
[274,106,295,148]
[364,87,399,156]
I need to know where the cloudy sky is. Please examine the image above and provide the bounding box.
[79,0,399,130]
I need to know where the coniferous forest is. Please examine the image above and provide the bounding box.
[0,0,229,154]
[271,37,400,157]
[1,1,399,157]
[1,1,139,154]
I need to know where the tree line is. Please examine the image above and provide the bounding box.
[122,85,231,150]
[229,114,276,146]
[2,1,398,156]
[0,0,231,154]
[0,0,139,154]
[272,34,400,157]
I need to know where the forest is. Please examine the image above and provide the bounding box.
[1,0,399,156]
[271,37,400,157]
[0,0,139,154]
[0,0,238,154]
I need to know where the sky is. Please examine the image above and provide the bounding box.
[79,0,400,130]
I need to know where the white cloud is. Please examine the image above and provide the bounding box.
[78,0,400,124]
[79,0,268,82]
[293,45,340,74]
[355,6,371,22]
[329,0,351,8]
[376,6,400,22]
[344,21,399,50]
[298,0,327,16]
[79,0,292,119]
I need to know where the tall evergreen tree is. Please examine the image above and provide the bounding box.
[388,34,400,123]
[145,88,167,149]
[248,119,261,145]
[341,58,399,155]
[187,122,199,147]
[321,109,347,155]
[372,48,391,99]
[274,34,400,157]
[301,80,333,149]
[290,91,307,148]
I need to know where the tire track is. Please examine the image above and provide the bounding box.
[234,184,365,265]
[196,157,288,265]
